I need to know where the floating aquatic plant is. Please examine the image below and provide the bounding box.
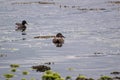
[2,63,119,80]
[21,78,27,80]
[65,76,72,80]
[32,65,51,72]
[42,70,64,80]
[75,75,94,80]
[110,71,120,75]
[11,68,17,72]
[68,67,74,71]
[3,73,14,80]
[76,75,87,80]
[22,71,29,75]
[10,64,20,68]
[98,76,112,80]
[88,78,94,80]
[45,70,53,74]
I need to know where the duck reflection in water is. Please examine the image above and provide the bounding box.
[52,33,65,47]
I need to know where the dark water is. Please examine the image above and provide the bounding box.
[0,0,120,80]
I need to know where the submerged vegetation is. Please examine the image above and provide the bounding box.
[11,68,17,72]
[65,76,72,80]
[21,78,27,80]
[75,75,87,80]
[10,64,20,68]
[110,71,120,75]
[32,65,51,72]
[98,76,112,80]
[3,73,14,80]
[42,70,64,80]
[75,75,94,80]
[22,71,29,75]
[1,63,120,80]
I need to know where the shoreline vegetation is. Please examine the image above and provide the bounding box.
[2,64,120,80]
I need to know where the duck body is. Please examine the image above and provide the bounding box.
[15,20,27,32]
[52,37,64,44]
[52,33,65,47]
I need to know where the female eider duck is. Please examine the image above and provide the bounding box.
[15,20,28,32]
[52,33,65,47]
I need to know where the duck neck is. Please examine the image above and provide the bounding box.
[22,23,25,25]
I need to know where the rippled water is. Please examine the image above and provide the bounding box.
[0,0,120,80]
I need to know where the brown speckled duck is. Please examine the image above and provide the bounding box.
[15,20,28,32]
[52,33,65,47]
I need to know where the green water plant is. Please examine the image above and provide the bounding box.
[10,64,20,68]
[68,67,74,71]
[11,68,17,72]
[22,71,29,75]
[21,78,27,80]
[42,70,64,80]
[3,73,14,80]
[76,75,87,80]
[98,76,112,80]
[88,78,94,80]
[65,76,72,80]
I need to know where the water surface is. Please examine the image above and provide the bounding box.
[0,0,120,80]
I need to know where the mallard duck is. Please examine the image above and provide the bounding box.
[52,33,65,47]
[15,20,28,32]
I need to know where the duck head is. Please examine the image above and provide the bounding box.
[56,33,65,38]
[22,20,28,25]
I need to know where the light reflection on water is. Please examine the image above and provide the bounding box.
[0,0,120,79]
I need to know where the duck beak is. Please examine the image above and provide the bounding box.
[62,36,65,38]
